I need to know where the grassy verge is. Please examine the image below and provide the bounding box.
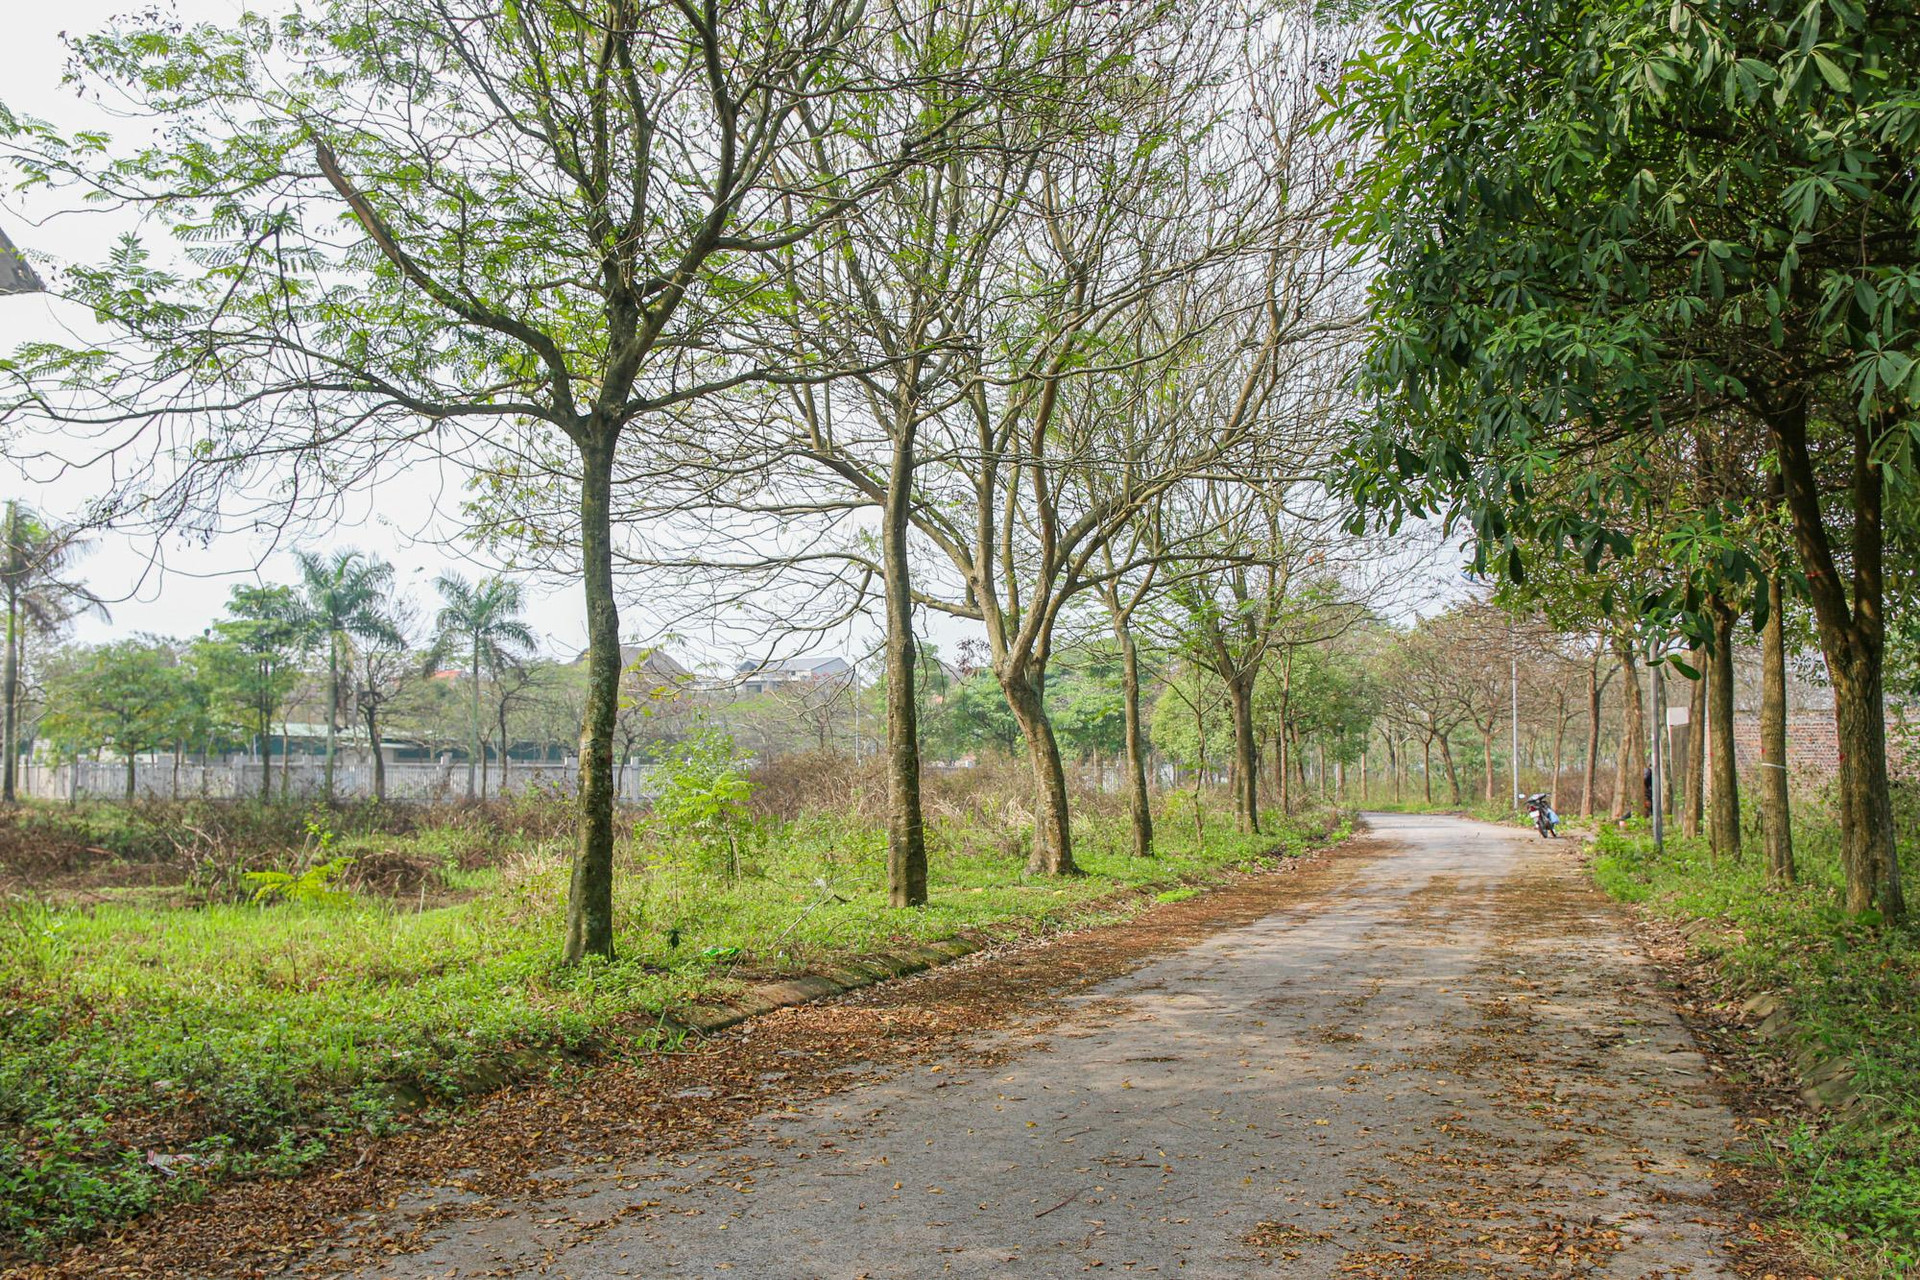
[1587,818,1920,1274]
[0,783,1344,1256]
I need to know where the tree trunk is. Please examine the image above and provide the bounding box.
[1422,735,1433,804]
[1760,567,1793,883]
[1768,390,1902,918]
[280,717,291,799]
[1114,618,1153,858]
[1000,664,1076,875]
[1550,707,1565,813]
[124,753,135,801]
[1225,673,1259,834]
[1438,734,1462,803]
[882,444,929,903]
[259,705,273,801]
[468,636,481,801]
[1831,651,1899,915]
[1479,727,1495,804]
[1581,651,1601,818]
[325,633,339,803]
[366,705,387,802]
[1707,597,1741,861]
[1682,647,1706,838]
[1277,716,1291,815]
[564,435,620,962]
[3,574,17,806]
[498,697,511,796]
[1611,643,1646,819]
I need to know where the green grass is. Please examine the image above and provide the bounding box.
[0,794,1339,1256]
[1588,815,1920,1273]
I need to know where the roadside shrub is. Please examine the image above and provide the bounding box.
[650,729,757,879]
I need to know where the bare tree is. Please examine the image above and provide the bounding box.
[351,600,429,803]
[4,0,976,960]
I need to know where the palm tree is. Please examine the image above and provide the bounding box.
[293,549,403,801]
[0,504,108,803]
[433,573,536,799]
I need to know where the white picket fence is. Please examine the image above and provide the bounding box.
[16,757,659,803]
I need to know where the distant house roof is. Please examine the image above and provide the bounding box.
[567,643,694,683]
[0,225,44,296]
[624,645,694,681]
[735,656,851,678]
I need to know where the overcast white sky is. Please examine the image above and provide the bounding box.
[0,2,1460,667]
[0,0,611,656]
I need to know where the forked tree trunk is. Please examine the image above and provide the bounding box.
[1768,390,1902,918]
[882,437,929,903]
[1760,568,1793,883]
[1001,665,1076,875]
[564,435,620,962]
[1706,598,1741,861]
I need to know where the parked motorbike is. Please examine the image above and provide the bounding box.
[1522,793,1558,838]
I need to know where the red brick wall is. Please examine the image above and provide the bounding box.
[1728,711,1920,781]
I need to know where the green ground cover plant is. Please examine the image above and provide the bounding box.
[1589,810,1920,1274]
[0,762,1343,1256]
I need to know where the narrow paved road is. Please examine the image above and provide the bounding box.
[346,815,1763,1278]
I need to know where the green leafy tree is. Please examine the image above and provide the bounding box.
[923,671,1023,762]
[433,573,535,800]
[292,549,402,800]
[40,638,194,799]
[1047,653,1130,766]
[0,505,107,802]
[649,727,755,879]
[1334,0,1920,916]
[1148,662,1233,843]
[193,585,307,800]
[0,0,999,962]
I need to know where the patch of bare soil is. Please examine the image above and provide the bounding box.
[5,838,1371,1280]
